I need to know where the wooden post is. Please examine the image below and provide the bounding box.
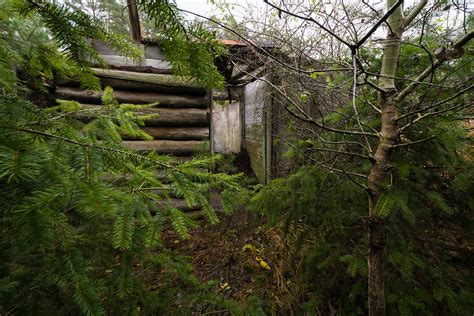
[127,0,142,42]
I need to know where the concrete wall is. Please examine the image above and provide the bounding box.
[211,101,241,154]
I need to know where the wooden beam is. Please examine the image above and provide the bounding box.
[92,68,206,95]
[122,140,206,155]
[122,127,209,140]
[213,90,241,101]
[55,86,207,107]
[127,0,142,42]
[79,104,209,127]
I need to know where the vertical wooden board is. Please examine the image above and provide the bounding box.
[211,101,241,154]
[243,79,269,183]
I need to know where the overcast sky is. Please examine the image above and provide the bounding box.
[175,0,215,16]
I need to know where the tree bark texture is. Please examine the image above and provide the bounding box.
[367,1,403,314]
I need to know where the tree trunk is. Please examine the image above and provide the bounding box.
[367,1,403,314]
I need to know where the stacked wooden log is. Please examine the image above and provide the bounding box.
[53,42,215,216]
[54,68,210,156]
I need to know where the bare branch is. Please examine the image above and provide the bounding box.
[275,135,369,180]
[394,31,474,102]
[400,0,428,31]
[178,8,352,75]
[397,84,474,121]
[263,0,354,48]
[352,55,373,153]
[232,62,378,138]
[400,102,473,131]
[309,146,373,160]
[390,135,436,148]
[365,71,453,89]
[356,0,404,48]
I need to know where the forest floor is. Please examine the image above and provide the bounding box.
[158,152,306,312]
[161,203,304,312]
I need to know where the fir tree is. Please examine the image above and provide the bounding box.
[0,0,247,314]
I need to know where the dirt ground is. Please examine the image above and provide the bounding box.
[161,207,304,312]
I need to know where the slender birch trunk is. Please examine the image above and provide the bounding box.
[367,0,403,314]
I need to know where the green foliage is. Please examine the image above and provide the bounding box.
[137,0,226,88]
[0,0,243,313]
[0,0,140,92]
[65,0,131,36]
[0,92,243,314]
[251,120,474,314]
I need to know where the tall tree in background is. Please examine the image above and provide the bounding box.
[65,0,131,35]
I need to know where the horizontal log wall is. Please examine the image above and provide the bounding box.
[79,104,209,127]
[55,58,211,155]
[77,42,218,216]
[56,86,207,107]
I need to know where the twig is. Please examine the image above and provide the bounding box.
[400,102,472,131]
[355,0,404,48]
[395,31,474,102]
[178,9,352,76]
[352,55,373,153]
[397,84,473,121]
[400,0,429,30]
[263,0,353,49]
[232,62,378,138]
[390,135,436,148]
[4,126,173,168]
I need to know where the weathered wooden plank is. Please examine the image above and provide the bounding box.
[122,140,206,155]
[122,127,209,140]
[55,86,207,107]
[145,45,166,60]
[92,68,206,95]
[97,78,204,95]
[144,58,172,69]
[79,105,209,127]
[100,54,138,67]
[91,40,131,56]
[98,55,172,70]
[213,90,241,100]
[141,108,209,127]
[96,65,173,74]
